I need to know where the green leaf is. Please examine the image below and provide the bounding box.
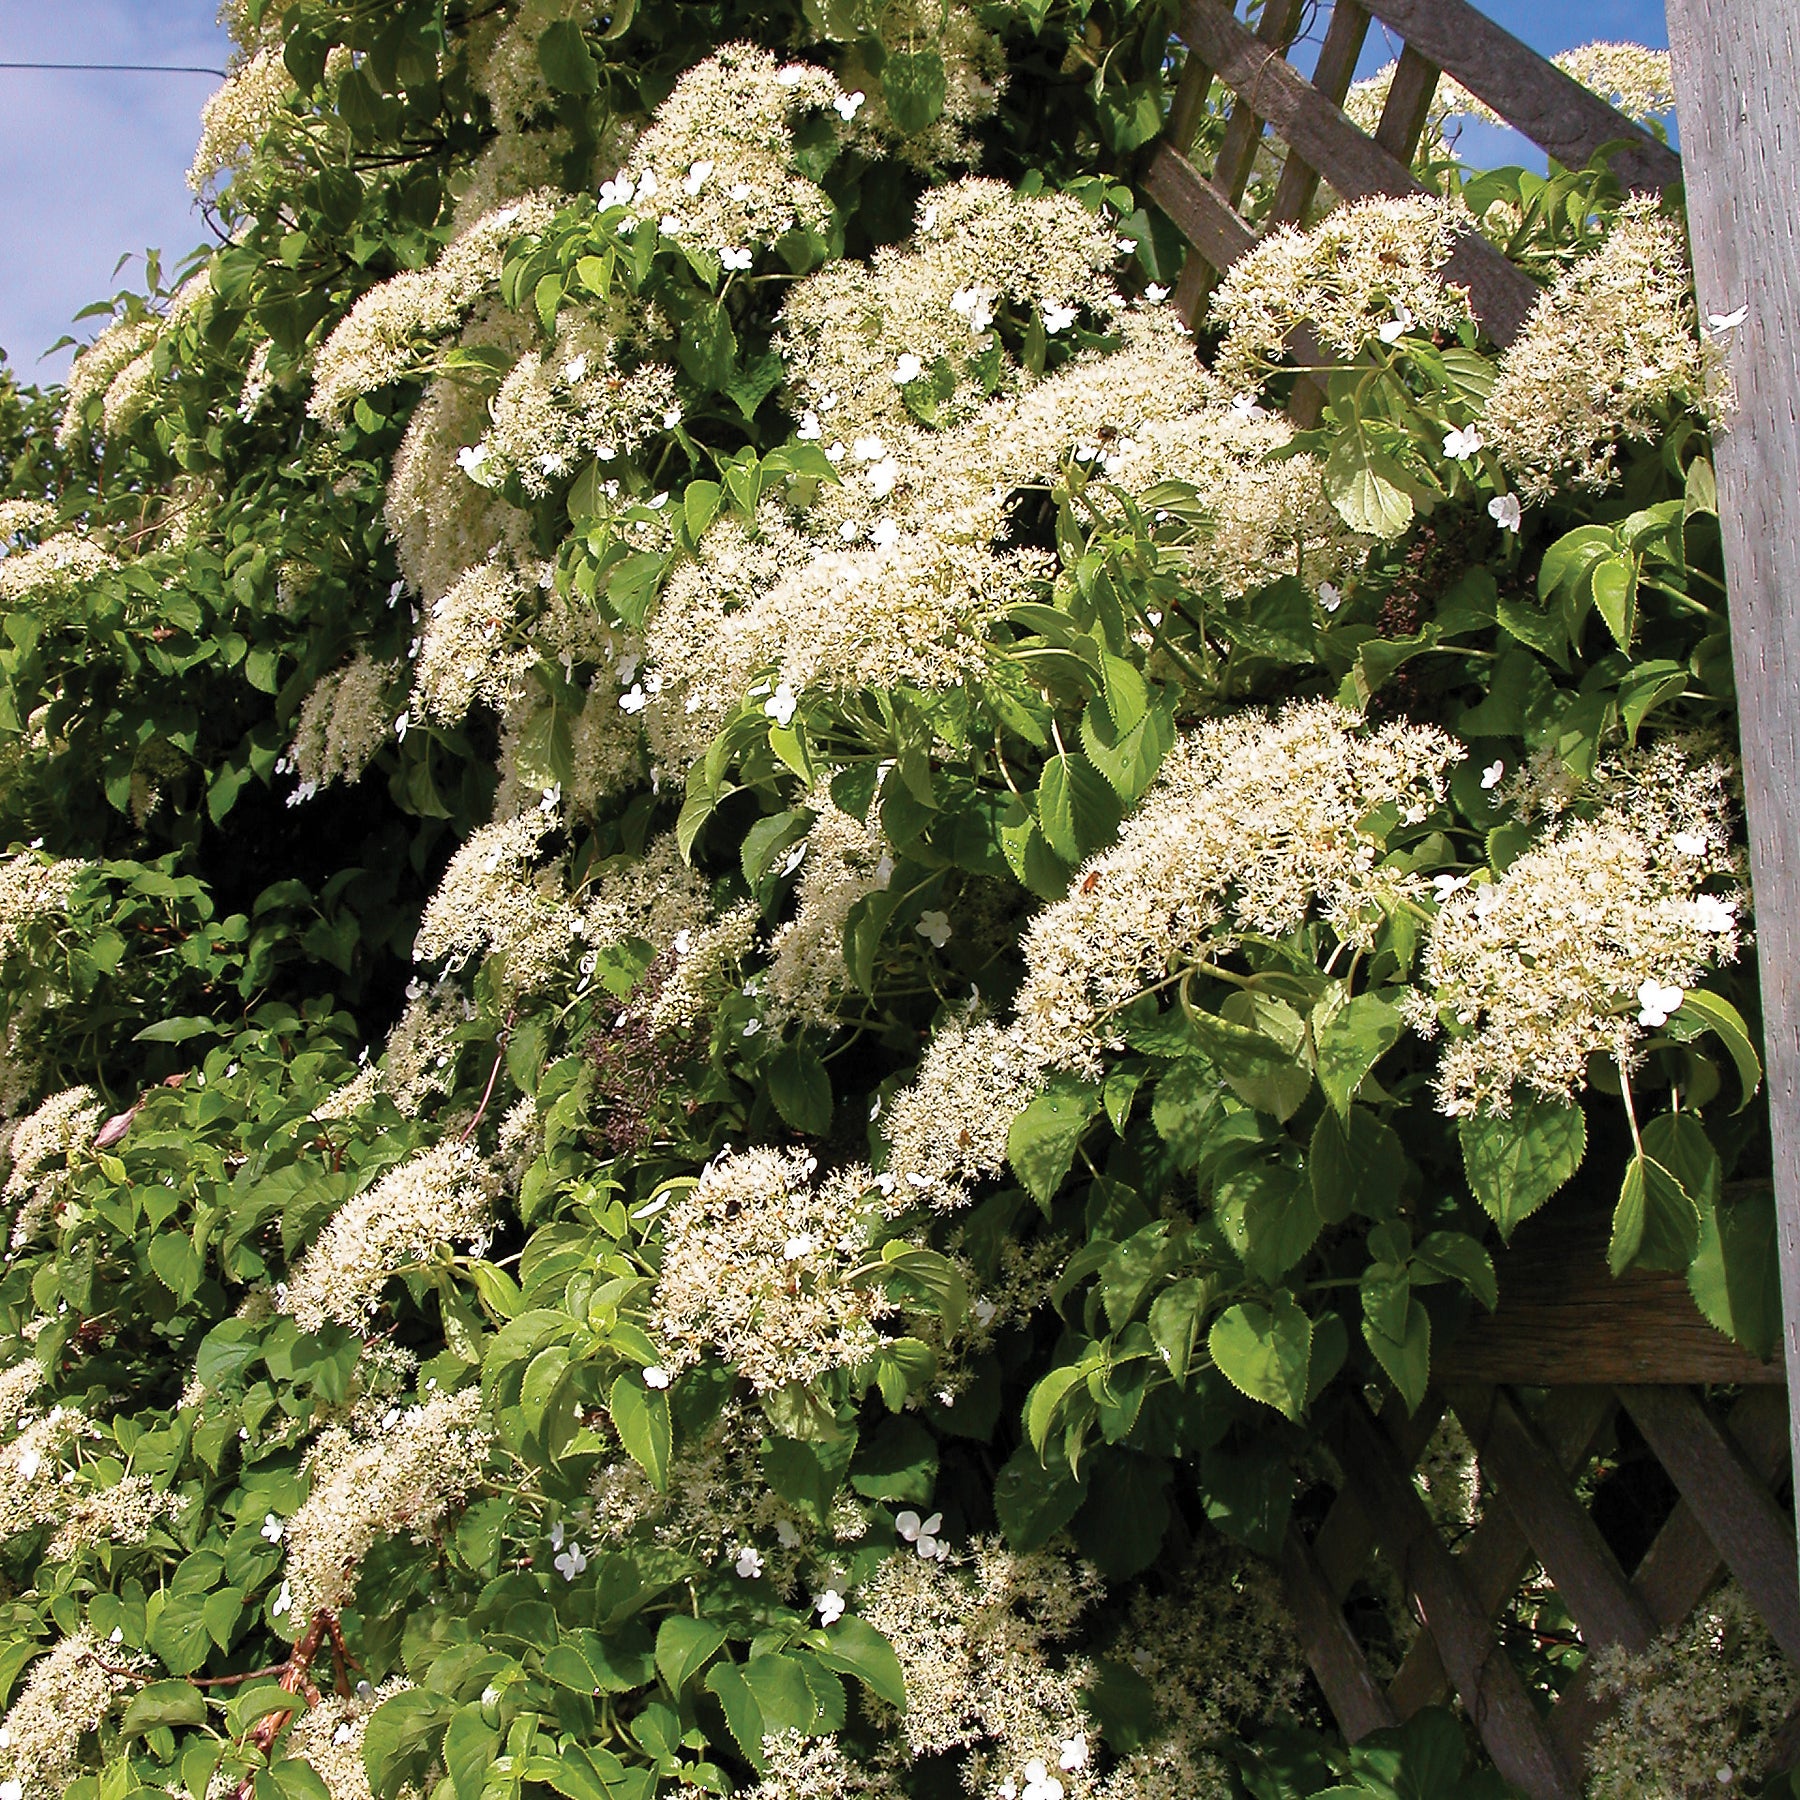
[1148,1276,1211,1386]
[1675,988,1763,1110]
[809,1617,906,1710]
[881,49,947,134]
[537,20,598,93]
[1309,1106,1407,1224]
[1072,1450,1170,1578]
[445,1711,498,1800]
[993,1442,1088,1549]
[1005,1076,1101,1211]
[1314,993,1403,1117]
[1208,1293,1314,1421]
[1362,1289,1431,1413]
[1590,553,1637,650]
[655,1616,726,1696]
[1037,752,1122,864]
[703,1663,768,1771]
[1640,1113,1721,1218]
[608,1374,672,1491]
[1216,1162,1321,1284]
[1688,1184,1781,1361]
[1609,1153,1701,1276]
[149,1232,203,1301]
[849,1416,938,1503]
[122,1680,208,1735]
[768,1040,832,1136]
[544,1629,656,1696]
[1412,1231,1497,1311]
[1458,1097,1586,1238]
[134,1015,221,1044]
[1324,434,1414,538]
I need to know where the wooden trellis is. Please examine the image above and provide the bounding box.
[1137,6,1800,1793]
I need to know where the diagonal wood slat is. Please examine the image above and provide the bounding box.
[1265,0,1371,228]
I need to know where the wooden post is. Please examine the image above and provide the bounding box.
[1665,0,1800,1543]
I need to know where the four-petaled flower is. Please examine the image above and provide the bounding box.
[764,683,798,727]
[896,1509,946,1558]
[1488,493,1523,532]
[1432,873,1471,900]
[1318,582,1342,613]
[834,90,865,120]
[683,159,714,195]
[1021,1760,1064,1800]
[260,1512,284,1543]
[1442,423,1484,459]
[1686,894,1737,934]
[554,1541,588,1581]
[1043,303,1077,334]
[642,1366,672,1389]
[1480,759,1505,790]
[2,1777,23,1800]
[273,1581,293,1617]
[1058,1737,1089,1773]
[1143,283,1169,302]
[892,353,924,384]
[1673,831,1708,856]
[1637,979,1684,1028]
[814,1589,846,1625]
[783,1233,815,1260]
[1377,303,1416,344]
[735,1546,764,1579]
[721,247,753,272]
[916,910,952,948]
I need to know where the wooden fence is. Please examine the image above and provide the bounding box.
[1137,5,1798,1792]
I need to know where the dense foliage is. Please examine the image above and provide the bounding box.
[0,5,1788,1799]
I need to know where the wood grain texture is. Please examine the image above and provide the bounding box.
[1388,1387,1612,1720]
[1447,1385,1656,1655]
[1311,1396,1443,1601]
[1173,0,1539,340]
[1434,1206,1783,1386]
[1373,44,1440,167]
[1619,1385,1800,1664]
[1266,0,1370,227]
[1331,1398,1581,1800]
[1549,1391,1793,1773]
[1210,0,1306,209]
[1359,0,1680,191]
[1666,0,1800,1564]
[1279,1524,1400,1741]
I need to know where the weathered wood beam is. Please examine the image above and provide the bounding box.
[1666,0,1800,1568]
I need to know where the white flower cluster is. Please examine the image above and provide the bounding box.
[47,1472,185,1561]
[286,652,401,797]
[278,1141,500,1330]
[278,1677,417,1800]
[0,533,119,607]
[0,853,89,963]
[1409,740,1744,1115]
[648,1147,891,1392]
[56,318,160,449]
[0,1404,91,1543]
[6,1085,104,1250]
[281,1387,489,1617]
[834,0,1005,170]
[1484,197,1709,499]
[0,1633,140,1798]
[188,47,294,193]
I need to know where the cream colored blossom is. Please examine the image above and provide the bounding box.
[649,1148,891,1392]
[779,179,1122,439]
[1484,197,1707,499]
[288,653,401,794]
[58,318,160,447]
[1410,740,1744,1115]
[309,191,562,424]
[0,1405,89,1542]
[0,1358,44,1436]
[1553,42,1676,125]
[282,1388,489,1617]
[0,1633,141,1795]
[47,1474,185,1560]
[412,558,539,725]
[1014,703,1461,1075]
[1206,195,1474,392]
[578,832,712,955]
[0,500,57,543]
[189,47,294,192]
[835,1,1005,170]
[1587,1582,1796,1798]
[280,1678,416,1800]
[645,901,762,1034]
[0,535,119,606]
[412,812,573,977]
[279,1142,500,1331]
[7,1086,105,1249]
[881,1010,1040,1209]
[0,854,89,961]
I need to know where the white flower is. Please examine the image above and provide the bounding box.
[599,173,633,208]
[783,1233,815,1260]
[1043,303,1078,333]
[735,1546,764,1579]
[642,1366,671,1389]
[1488,492,1523,532]
[562,353,589,384]
[658,213,685,237]
[554,1542,588,1581]
[742,1018,763,1038]
[550,1522,566,1550]
[919,203,938,231]
[1685,893,1737,933]
[1637,979,1685,1028]
[662,405,684,430]
[775,1519,803,1548]
[870,518,899,549]
[1,1778,22,1800]
[619,683,649,715]
[866,458,899,498]
[814,1589,846,1625]
[1143,282,1170,302]
[1022,1760,1065,1800]
[1432,872,1471,899]
[1442,423,1484,459]
[1318,582,1343,613]
[721,247,753,272]
[916,910,952,948]
[634,169,659,201]
[796,410,822,441]
[15,1449,39,1481]
[683,159,714,195]
[874,852,895,888]
[896,1509,945,1557]
[852,435,888,464]
[456,443,489,479]
[764,683,799,727]
[1058,1738,1089,1773]
[1707,305,1748,331]
[273,1581,293,1617]
[971,1297,998,1328]
[1480,759,1505,790]
[260,1512,284,1543]
[1378,302,1416,343]
[892,353,924,384]
[834,90,865,119]
[1672,831,1708,855]
[776,65,806,87]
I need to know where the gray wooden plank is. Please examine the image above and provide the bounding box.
[1312,1395,1444,1602]
[1165,42,1218,159]
[1666,0,1800,1564]
[1267,0,1372,228]
[1448,1385,1656,1656]
[1211,0,1307,210]
[1173,0,1540,341]
[1389,1386,1613,1720]
[1373,43,1441,167]
[1619,1385,1800,1665]
[1332,1397,1581,1800]
[1280,1523,1401,1742]
[1142,143,1257,271]
[1549,1391,1793,1773]
[1360,0,1680,193]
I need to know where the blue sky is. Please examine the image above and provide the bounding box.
[1,0,1673,385]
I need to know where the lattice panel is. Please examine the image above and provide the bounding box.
[1282,1385,1798,1799]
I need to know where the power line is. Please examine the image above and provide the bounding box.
[0,60,226,76]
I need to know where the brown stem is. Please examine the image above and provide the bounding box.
[459,1007,517,1145]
